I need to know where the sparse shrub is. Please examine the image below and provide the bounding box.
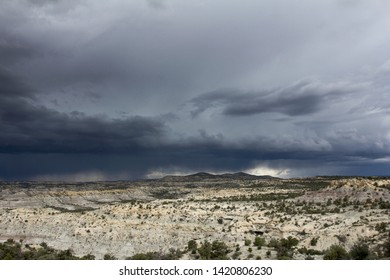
[298,247,322,255]
[310,237,319,246]
[188,240,198,254]
[383,236,390,258]
[244,239,252,246]
[298,229,307,236]
[163,248,184,260]
[323,244,349,260]
[268,238,280,248]
[254,237,266,249]
[336,235,347,243]
[129,252,160,260]
[198,240,230,260]
[268,237,298,260]
[232,251,241,259]
[103,253,117,260]
[349,240,372,260]
[0,239,100,260]
[375,222,387,233]
[128,248,183,260]
[210,240,230,260]
[81,254,95,260]
[280,236,299,249]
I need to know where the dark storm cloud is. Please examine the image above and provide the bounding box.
[225,94,321,116]
[0,70,342,179]
[2,134,389,180]
[1,0,390,180]
[0,144,267,180]
[0,68,34,98]
[0,128,342,180]
[190,80,353,117]
[0,33,36,65]
[0,73,166,154]
[1,67,388,179]
[0,105,166,154]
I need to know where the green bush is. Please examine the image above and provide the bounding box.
[128,249,183,260]
[197,241,212,260]
[0,240,94,260]
[187,240,198,253]
[268,238,280,248]
[232,251,241,259]
[103,254,117,260]
[197,240,231,260]
[349,241,372,260]
[375,222,387,233]
[323,244,349,260]
[129,252,160,260]
[310,237,319,246]
[298,247,322,255]
[210,240,230,260]
[254,237,266,248]
[267,237,299,260]
[383,237,390,258]
[280,236,299,249]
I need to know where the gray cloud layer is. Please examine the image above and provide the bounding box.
[0,69,167,154]
[1,0,390,180]
[189,80,356,117]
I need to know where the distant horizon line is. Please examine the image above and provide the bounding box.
[1,172,390,183]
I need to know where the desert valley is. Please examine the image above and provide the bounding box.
[1,173,390,260]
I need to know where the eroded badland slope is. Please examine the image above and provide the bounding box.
[1,175,389,259]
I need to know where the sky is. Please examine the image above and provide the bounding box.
[1,0,390,181]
